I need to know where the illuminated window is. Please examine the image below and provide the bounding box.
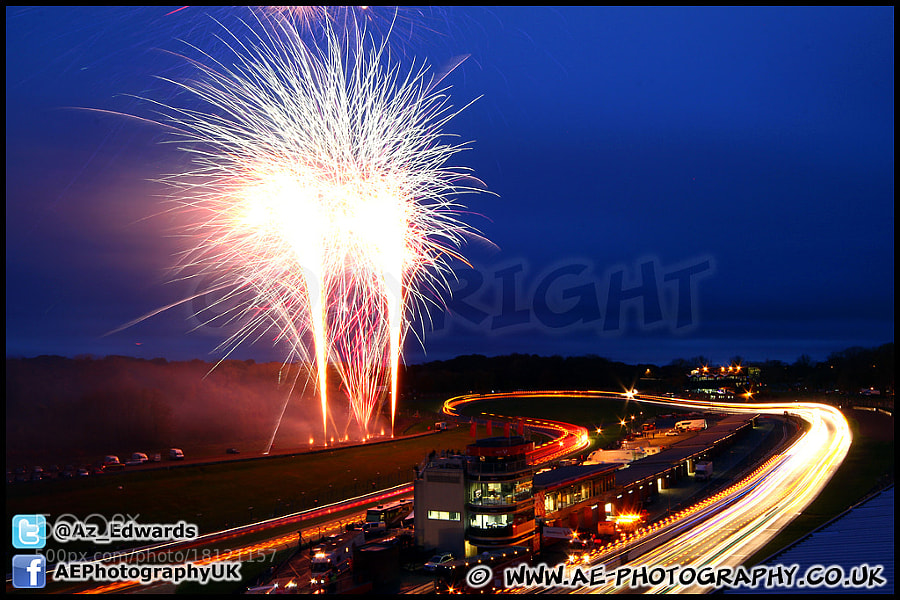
[470,513,512,528]
[427,510,461,521]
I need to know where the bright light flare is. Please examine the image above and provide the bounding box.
[614,513,642,525]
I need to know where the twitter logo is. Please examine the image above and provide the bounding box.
[12,515,46,549]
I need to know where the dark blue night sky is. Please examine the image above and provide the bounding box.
[6,6,894,367]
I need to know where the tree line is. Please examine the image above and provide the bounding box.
[6,343,891,464]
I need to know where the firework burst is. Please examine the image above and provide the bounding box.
[155,14,485,441]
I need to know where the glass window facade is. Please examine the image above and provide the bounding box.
[467,480,533,506]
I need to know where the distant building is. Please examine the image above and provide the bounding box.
[686,364,759,398]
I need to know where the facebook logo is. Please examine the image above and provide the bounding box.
[12,514,46,549]
[13,554,47,588]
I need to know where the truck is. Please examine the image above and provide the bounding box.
[596,520,618,537]
[694,460,713,481]
[541,526,576,541]
[310,530,365,592]
[586,448,650,464]
[675,419,707,432]
[365,499,412,530]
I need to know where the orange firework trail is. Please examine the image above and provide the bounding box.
[154,13,486,442]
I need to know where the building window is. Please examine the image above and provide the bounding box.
[427,510,461,521]
[468,480,532,506]
[470,513,512,528]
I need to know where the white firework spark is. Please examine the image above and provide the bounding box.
[152,13,486,441]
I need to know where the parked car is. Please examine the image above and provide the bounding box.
[226,448,240,454]
[101,455,125,471]
[424,553,454,573]
[362,521,387,538]
[126,452,149,466]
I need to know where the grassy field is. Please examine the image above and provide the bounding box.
[6,428,478,535]
[0,394,721,535]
